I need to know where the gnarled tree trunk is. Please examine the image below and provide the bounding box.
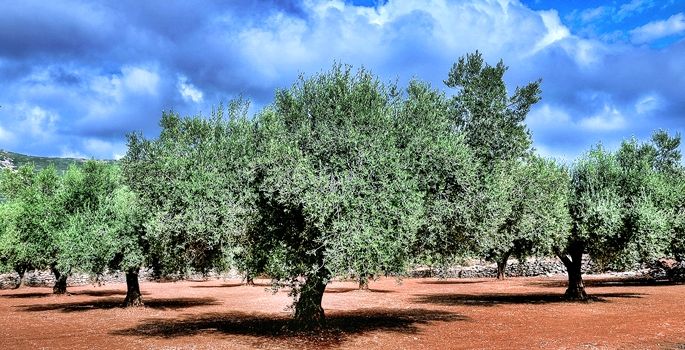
[14,266,26,289]
[51,265,68,294]
[123,268,144,307]
[294,266,330,329]
[245,272,255,286]
[496,251,511,280]
[556,242,588,300]
[358,274,369,290]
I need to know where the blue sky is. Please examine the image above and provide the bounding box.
[0,0,683,161]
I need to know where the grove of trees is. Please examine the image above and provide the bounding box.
[0,52,683,328]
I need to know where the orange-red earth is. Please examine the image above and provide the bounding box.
[1,276,683,349]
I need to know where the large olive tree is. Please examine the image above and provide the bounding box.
[444,51,551,277]
[244,65,433,328]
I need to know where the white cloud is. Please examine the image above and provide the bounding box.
[177,76,204,103]
[60,147,86,159]
[225,0,603,85]
[121,66,160,95]
[0,125,14,144]
[617,0,656,20]
[17,105,59,138]
[579,105,627,131]
[578,6,607,23]
[630,12,685,43]
[635,94,663,115]
[527,104,571,127]
[90,66,159,104]
[531,10,570,54]
[82,138,127,159]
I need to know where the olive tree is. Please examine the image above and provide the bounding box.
[445,50,541,167]
[648,131,685,262]
[396,80,478,271]
[0,165,64,292]
[122,101,257,281]
[479,157,570,279]
[245,65,428,327]
[444,51,546,276]
[561,135,674,299]
[56,162,148,306]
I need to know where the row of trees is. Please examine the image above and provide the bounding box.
[1,52,684,327]
[0,161,146,304]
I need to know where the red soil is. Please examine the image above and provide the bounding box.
[1,276,684,349]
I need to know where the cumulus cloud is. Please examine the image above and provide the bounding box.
[631,13,685,43]
[23,106,59,137]
[0,0,683,161]
[177,76,204,103]
[121,66,160,95]
[83,138,127,159]
[579,105,627,131]
[531,10,571,54]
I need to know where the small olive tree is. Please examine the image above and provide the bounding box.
[479,157,570,279]
[122,101,257,281]
[56,162,148,306]
[0,165,64,292]
[561,134,674,299]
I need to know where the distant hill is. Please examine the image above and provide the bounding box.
[0,150,114,173]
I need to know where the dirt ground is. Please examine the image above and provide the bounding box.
[0,275,684,350]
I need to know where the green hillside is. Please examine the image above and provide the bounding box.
[0,150,109,173]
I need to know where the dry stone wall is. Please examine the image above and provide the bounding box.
[0,269,243,289]
[2,256,672,289]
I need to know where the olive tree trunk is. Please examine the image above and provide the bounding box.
[123,268,144,307]
[556,243,588,300]
[14,266,26,289]
[50,265,68,294]
[358,274,369,290]
[294,266,330,329]
[496,251,512,280]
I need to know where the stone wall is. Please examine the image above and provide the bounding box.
[411,256,617,279]
[0,256,659,289]
[0,269,151,289]
[0,269,243,289]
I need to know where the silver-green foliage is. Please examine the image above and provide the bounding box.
[122,101,257,276]
[251,66,426,285]
[568,136,675,270]
[55,162,146,276]
[0,165,62,274]
[478,157,571,265]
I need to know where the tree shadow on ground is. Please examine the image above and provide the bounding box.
[1,292,52,299]
[418,280,489,285]
[190,283,245,289]
[71,289,142,297]
[531,278,684,289]
[414,292,642,307]
[112,308,467,348]
[324,287,393,294]
[2,289,149,299]
[17,297,220,313]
